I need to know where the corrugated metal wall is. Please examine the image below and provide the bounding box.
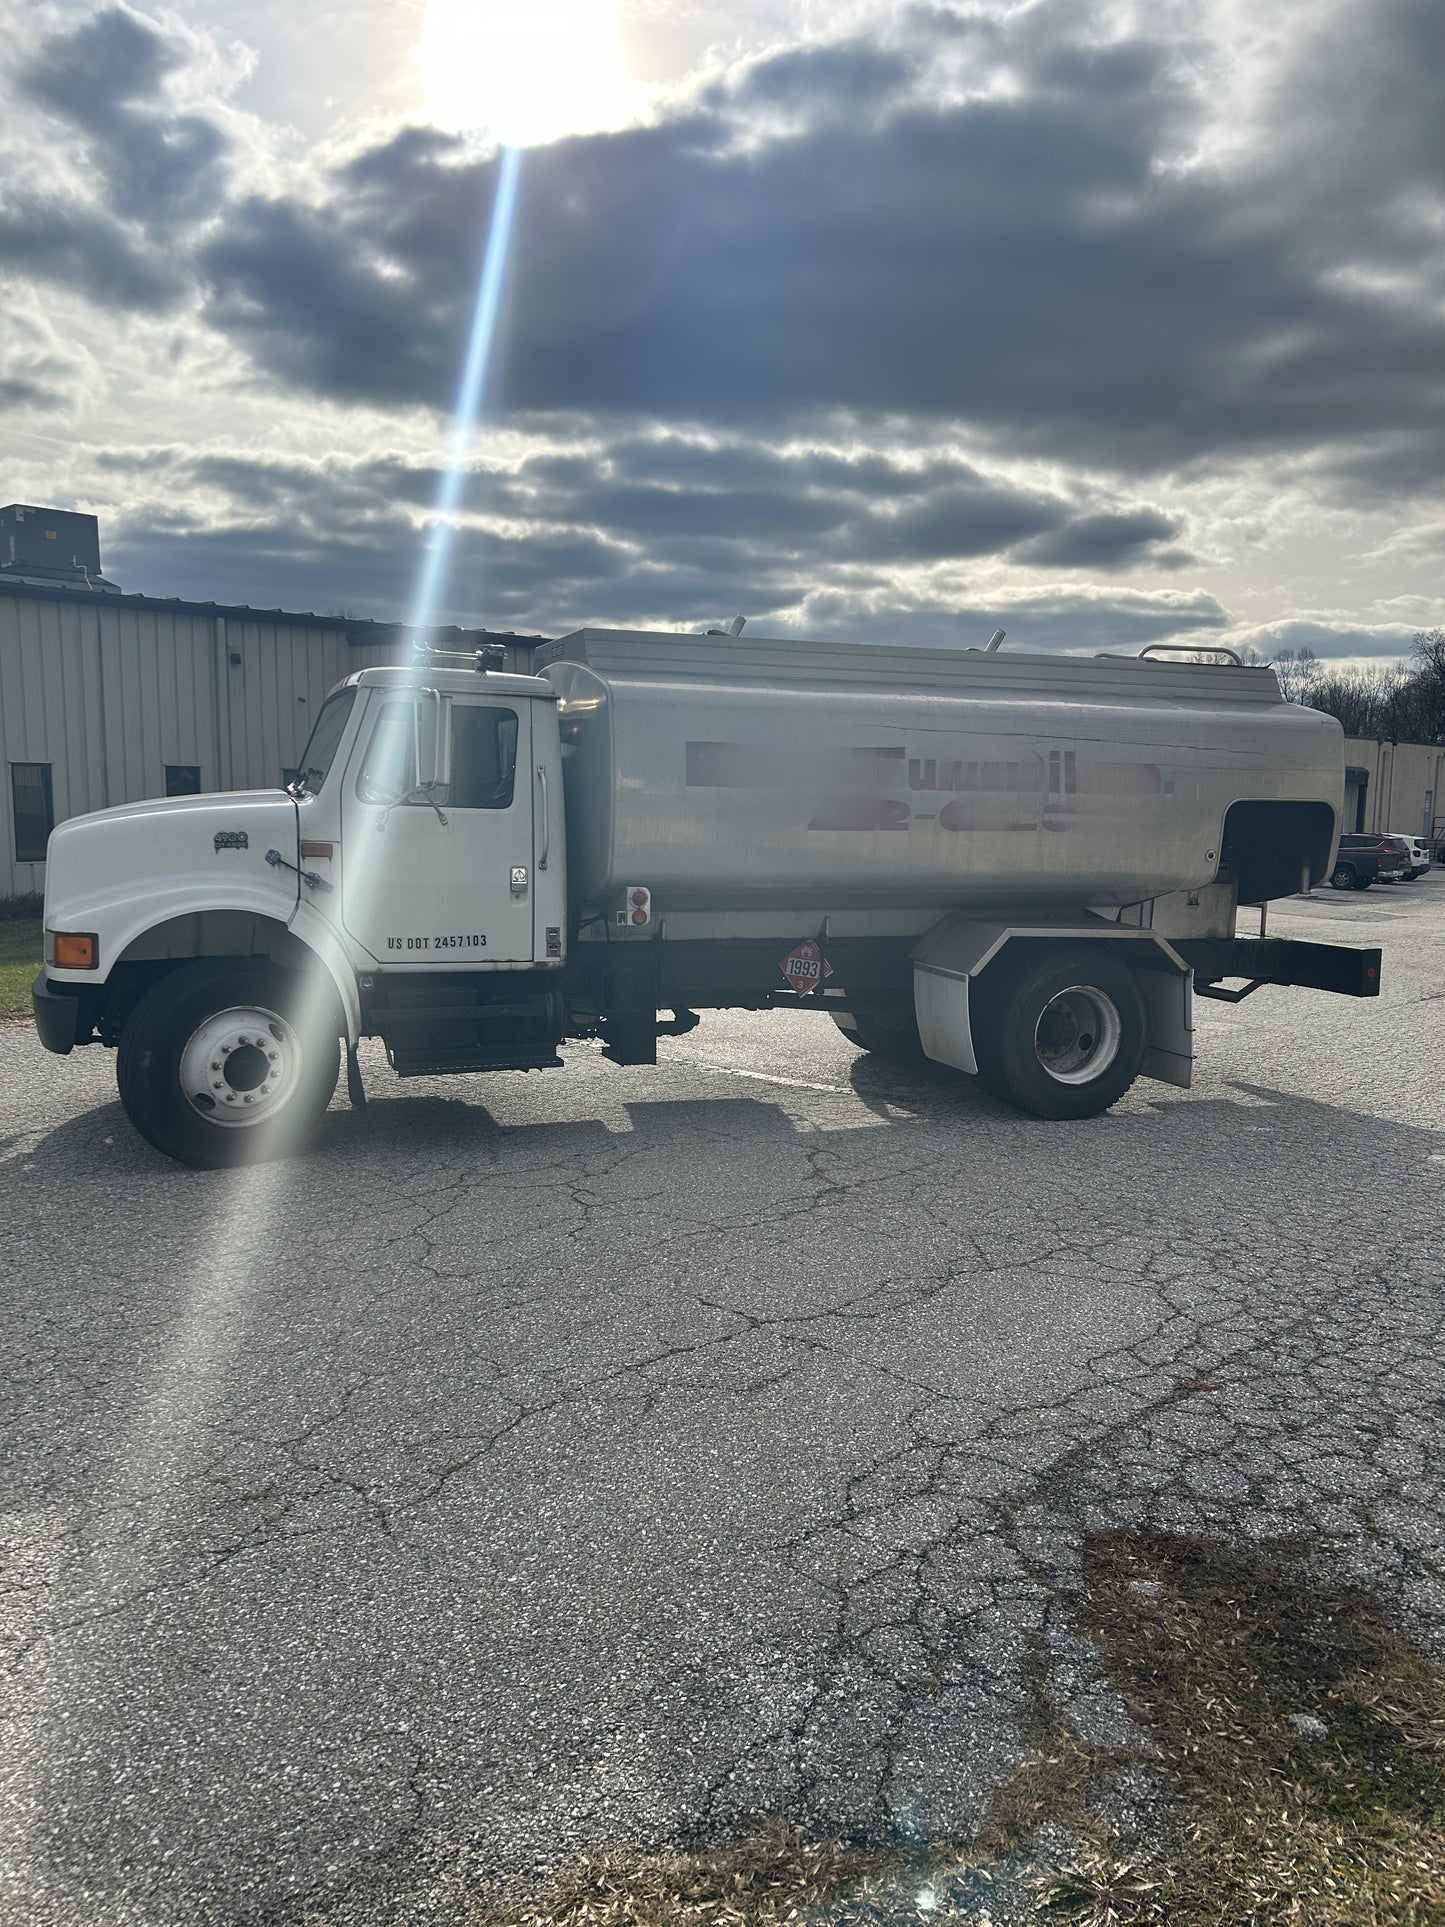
[0,588,531,895]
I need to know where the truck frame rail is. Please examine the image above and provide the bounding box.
[1177,936,1382,1003]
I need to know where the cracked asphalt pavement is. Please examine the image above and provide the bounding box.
[2,882,1443,1923]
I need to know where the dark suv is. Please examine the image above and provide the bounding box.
[1330,833,1409,890]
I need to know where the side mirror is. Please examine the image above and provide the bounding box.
[414,689,452,792]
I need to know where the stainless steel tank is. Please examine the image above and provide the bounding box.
[538,629,1344,913]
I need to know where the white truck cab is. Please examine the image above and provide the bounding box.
[37,654,568,1162]
[291,663,566,978]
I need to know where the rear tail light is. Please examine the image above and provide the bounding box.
[618,885,652,928]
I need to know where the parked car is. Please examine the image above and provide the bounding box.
[1330,833,1409,889]
[1378,835,1414,882]
[1388,833,1433,880]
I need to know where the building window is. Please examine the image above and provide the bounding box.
[165,765,202,797]
[11,763,54,863]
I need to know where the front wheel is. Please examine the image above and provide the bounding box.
[117,960,341,1168]
[971,945,1148,1120]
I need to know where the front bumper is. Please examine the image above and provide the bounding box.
[31,972,81,1054]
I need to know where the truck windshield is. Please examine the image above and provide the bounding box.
[293,689,356,795]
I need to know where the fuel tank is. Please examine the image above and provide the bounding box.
[538,629,1344,913]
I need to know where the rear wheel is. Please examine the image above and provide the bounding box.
[117,960,341,1168]
[971,945,1148,1120]
[1330,863,1354,889]
[832,1006,926,1063]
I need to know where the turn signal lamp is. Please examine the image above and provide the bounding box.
[50,932,99,970]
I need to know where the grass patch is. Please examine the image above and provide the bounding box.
[0,917,41,1022]
[1046,1531,1445,1924]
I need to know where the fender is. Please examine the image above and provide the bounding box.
[50,879,299,987]
[288,899,363,1044]
[911,912,1193,1088]
[47,888,359,1049]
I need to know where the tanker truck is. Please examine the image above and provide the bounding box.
[31,625,1380,1167]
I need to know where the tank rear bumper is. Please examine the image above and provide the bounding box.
[1177,937,1381,998]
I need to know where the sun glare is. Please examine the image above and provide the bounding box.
[414,0,638,145]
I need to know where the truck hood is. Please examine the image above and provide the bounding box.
[44,790,301,977]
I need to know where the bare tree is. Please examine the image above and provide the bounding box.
[1406,628,1445,739]
[1269,645,1321,704]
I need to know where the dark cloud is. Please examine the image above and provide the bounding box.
[92,434,1225,656]
[192,0,1442,489]
[0,191,185,308]
[23,5,229,228]
[107,510,632,625]
[865,479,1061,560]
[0,375,60,409]
[1015,508,1186,571]
[103,437,1192,614]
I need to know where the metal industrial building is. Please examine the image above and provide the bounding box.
[0,506,535,897]
[3,503,1442,896]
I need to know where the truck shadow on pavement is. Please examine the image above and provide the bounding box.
[19,1056,1445,1188]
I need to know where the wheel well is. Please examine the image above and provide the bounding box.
[1219,800,1336,903]
[102,915,332,1043]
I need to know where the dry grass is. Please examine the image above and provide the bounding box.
[1056,1531,1445,1925]
[468,1820,896,1927]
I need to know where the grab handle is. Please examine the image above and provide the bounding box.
[1137,642,1244,666]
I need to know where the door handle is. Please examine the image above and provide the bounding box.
[537,763,549,870]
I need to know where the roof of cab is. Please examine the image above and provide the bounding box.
[348,664,555,700]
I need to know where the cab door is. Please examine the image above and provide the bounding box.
[339,691,536,967]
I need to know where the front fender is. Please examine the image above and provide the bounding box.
[44,789,301,987]
[288,899,362,1044]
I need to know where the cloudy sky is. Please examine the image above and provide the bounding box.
[1,0,1441,661]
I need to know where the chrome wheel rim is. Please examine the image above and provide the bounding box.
[1034,985,1123,1085]
[179,1005,301,1127]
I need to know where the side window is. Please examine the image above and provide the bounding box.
[448,706,518,809]
[165,765,201,796]
[355,702,518,809]
[12,762,54,863]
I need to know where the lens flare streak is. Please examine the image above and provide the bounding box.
[408,144,522,639]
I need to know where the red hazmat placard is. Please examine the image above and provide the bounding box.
[778,940,834,995]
